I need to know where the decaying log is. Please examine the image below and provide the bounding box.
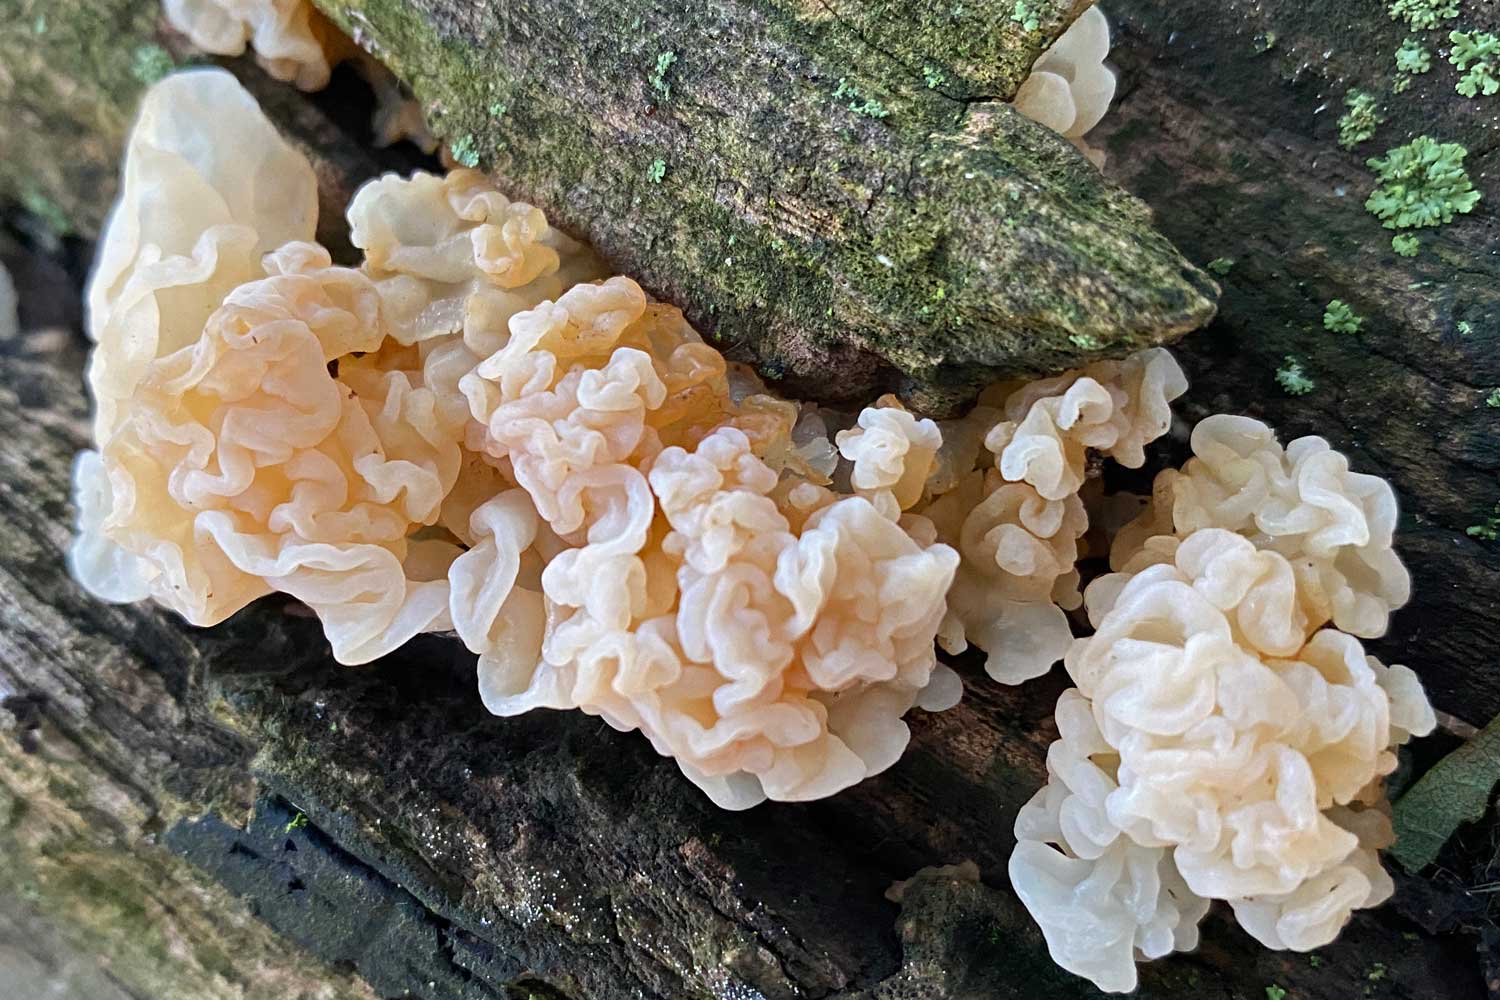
[2,0,1499,997]
[0,335,1479,998]
[313,0,1217,409]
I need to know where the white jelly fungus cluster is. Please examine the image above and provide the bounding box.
[73,70,967,810]
[1012,6,1117,166]
[164,0,337,90]
[921,348,1187,685]
[72,68,1434,978]
[162,0,436,152]
[1008,415,1434,992]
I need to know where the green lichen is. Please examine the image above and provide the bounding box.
[1010,1,1040,32]
[1323,299,1364,333]
[283,812,308,834]
[1338,90,1383,150]
[833,77,890,119]
[1459,320,1474,336]
[19,186,71,236]
[1450,30,1500,98]
[647,158,667,184]
[1393,36,1431,91]
[648,50,677,100]
[1396,36,1431,74]
[1368,963,1387,982]
[1266,986,1288,1000]
[1068,333,1102,350]
[922,65,946,90]
[1255,31,1278,53]
[129,43,174,85]
[449,134,481,168]
[1468,504,1500,541]
[1206,257,1235,276]
[1387,0,1458,31]
[1392,233,1420,256]
[1365,136,1481,229]
[1276,356,1315,396]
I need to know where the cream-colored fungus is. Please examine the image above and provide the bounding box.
[1013,6,1117,165]
[84,243,458,662]
[163,0,336,91]
[1112,414,1411,639]
[72,74,1434,974]
[162,0,436,151]
[916,347,1186,684]
[85,69,319,442]
[1010,523,1433,989]
[453,276,962,808]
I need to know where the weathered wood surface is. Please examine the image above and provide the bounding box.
[313,0,1216,409]
[0,0,1220,413]
[2,0,1499,998]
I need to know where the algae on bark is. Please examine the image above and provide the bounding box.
[317,0,1215,409]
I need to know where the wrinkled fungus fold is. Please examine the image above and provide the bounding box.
[163,0,437,152]
[73,68,1433,981]
[1012,6,1118,166]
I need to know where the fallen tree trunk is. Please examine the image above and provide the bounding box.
[2,0,1498,997]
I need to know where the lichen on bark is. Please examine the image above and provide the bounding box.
[316,0,1216,410]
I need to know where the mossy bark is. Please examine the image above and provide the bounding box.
[312,0,1216,410]
[0,0,1218,413]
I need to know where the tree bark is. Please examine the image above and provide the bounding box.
[314,0,1218,411]
[0,0,1219,413]
[2,0,1498,998]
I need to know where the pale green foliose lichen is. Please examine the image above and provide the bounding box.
[1396,37,1431,74]
[1450,30,1500,98]
[1468,504,1500,542]
[130,43,175,85]
[649,50,677,100]
[1275,356,1315,395]
[1365,136,1481,229]
[1323,300,1363,334]
[1387,0,1458,31]
[1338,91,1383,150]
[450,134,481,167]
[1011,1,1040,32]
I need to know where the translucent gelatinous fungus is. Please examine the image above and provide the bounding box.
[71,66,1433,984]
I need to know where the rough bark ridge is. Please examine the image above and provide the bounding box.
[316,0,1216,410]
[2,0,1499,998]
[0,0,1219,412]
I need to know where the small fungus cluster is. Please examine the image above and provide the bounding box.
[1011,416,1433,991]
[73,20,1436,986]
[1012,6,1116,166]
[162,0,436,151]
